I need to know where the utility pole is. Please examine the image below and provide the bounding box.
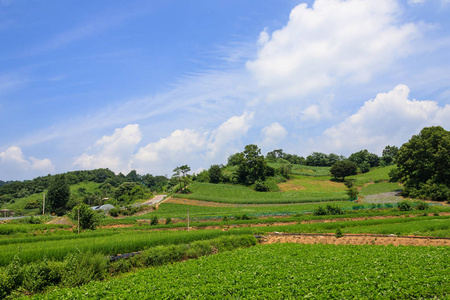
[77,207,80,234]
[42,193,45,215]
[187,208,190,232]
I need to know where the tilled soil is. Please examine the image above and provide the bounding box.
[262,233,450,246]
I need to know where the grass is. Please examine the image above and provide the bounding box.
[268,164,331,176]
[174,182,347,204]
[128,201,359,220]
[0,228,256,267]
[347,165,396,186]
[359,182,402,196]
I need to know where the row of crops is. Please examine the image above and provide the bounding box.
[30,243,449,299]
[2,214,449,267]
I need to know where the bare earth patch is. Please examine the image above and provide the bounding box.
[262,233,450,246]
[46,216,74,226]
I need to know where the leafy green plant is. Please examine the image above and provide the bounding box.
[398,200,413,211]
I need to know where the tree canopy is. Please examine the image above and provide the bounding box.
[236,144,274,185]
[46,174,70,216]
[394,126,450,201]
[330,161,358,181]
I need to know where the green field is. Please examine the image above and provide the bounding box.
[173,181,348,204]
[30,243,449,299]
[134,201,360,219]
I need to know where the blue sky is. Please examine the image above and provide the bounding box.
[1,0,450,180]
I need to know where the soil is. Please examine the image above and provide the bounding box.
[261,233,450,247]
[46,216,74,226]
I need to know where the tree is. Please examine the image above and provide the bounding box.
[46,174,70,216]
[71,203,99,230]
[381,145,399,166]
[330,161,358,181]
[236,144,272,185]
[227,152,244,166]
[348,149,380,172]
[394,126,450,201]
[173,165,191,191]
[208,165,222,184]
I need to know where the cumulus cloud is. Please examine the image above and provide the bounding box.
[73,124,142,174]
[133,112,254,175]
[132,129,207,175]
[260,123,287,149]
[0,146,55,180]
[322,84,450,154]
[246,0,421,101]
[206,112,254,159]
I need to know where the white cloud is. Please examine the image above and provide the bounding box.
[0,146,55,180]
[133,129,207,175]
[322,84,450,154]
[206,112,254,159]
[73,124,142,174]
[246,0,421,101]
[260,123,287,148]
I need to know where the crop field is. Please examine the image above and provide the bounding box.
[0,228,255,267]
[173,182,347,204]
[256,215,450,237]
[30,243,449,299]
[133,200,361,219]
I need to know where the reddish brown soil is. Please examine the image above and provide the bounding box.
[262,234,450,246]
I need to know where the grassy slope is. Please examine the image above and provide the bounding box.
[173,166,396,204]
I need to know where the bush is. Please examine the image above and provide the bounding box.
[61,250,107,287]
[165,217,172,225]
[254,181,269,192]
[313,205,343,216]
[313,206,327,216]
[397,200,413,211]
[109,208,120,217]
[335,228,343,238]
[151,215,159,225]
[70,203,99,230]
[415,201,429,210]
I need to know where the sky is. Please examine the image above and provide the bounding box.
[1,0,450,181]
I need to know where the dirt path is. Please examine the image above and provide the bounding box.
[262,233,450,246]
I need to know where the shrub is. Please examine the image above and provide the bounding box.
[347,187,359,200]
[165,217,172,225]
[325,204,343,215]
[254,181,269,192]
[313,206,327,216]
[61,250,107,287]
[70,203,100,230]
[415,201,429,210]
[335,228,343,238]
[397,200,413,211]
[109,208,120,217]
[150,215,159,225]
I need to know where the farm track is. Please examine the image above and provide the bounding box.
[262,233,450,246]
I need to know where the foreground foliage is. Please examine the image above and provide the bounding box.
[30,243,449,299]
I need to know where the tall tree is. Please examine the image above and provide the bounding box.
[394,126,450,201]
[46,174,70,216]
[330,161,358,181]
[208,165,222,183]
[381,145,399,166]
[236,144,272,185]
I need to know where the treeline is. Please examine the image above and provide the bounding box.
[266,147,398,170]
[0,169,168,207]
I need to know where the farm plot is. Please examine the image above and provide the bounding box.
[174,182,347,204]
[30,243,449,299]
